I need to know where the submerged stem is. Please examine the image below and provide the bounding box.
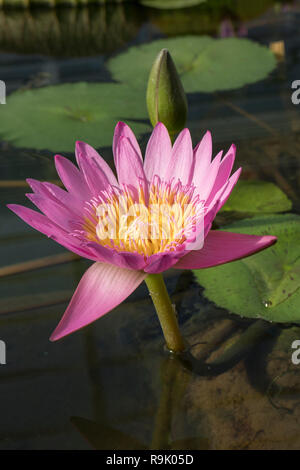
[145,273,186,352]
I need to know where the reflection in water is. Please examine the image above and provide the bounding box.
[66,271,300,450]
[0,0,287,57]
[148,0,274,37]
[69,307,300,449]
[0,5,143,56]
[219,18,248,38]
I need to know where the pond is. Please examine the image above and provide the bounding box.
[0,0,300,450]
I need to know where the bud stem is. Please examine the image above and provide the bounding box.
[145,273,186,352]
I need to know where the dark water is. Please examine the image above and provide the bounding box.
[0,0,300,450]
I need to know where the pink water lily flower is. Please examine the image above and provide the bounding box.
[8,122,276,341]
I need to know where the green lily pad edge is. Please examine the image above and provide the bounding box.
[193,214,300,323]
[0,82,150,152]
[107,36,276,93]
[220,180,292,215]
[140,0,206,9]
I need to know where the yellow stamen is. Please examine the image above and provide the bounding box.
[80,179,204,257]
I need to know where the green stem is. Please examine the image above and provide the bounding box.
[145,273,186,352]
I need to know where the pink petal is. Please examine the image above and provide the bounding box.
[174,230,277,269]
[165,128,193,185]
[86,242,147,271]
[7,204,97,261]
[115,136,147,190]
[75,142,109,196]
[55,155,91,201]
[113,121,142,162]
[50,262,147,341]
[44,181,82,208]
[191,131,212,187]
[184,198,219,251]
[27,178,79,210]
[119,252,148,271]
[198,150,223,201]
[205,144,236,207]
[75,141,118,195]
[76,141,118,186]
[143,122,172,182]
[26,193,78,231]
[144,250,185,274]
[207,167,242,213]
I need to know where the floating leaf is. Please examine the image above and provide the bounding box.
[107,36,276,93]
[193,214,300,323]
[221,180,292,214]
[140,0,206,9]
[233,0,275,21]
[148,0,274,36]
[0,82,150,152]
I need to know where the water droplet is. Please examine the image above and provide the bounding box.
[263,300,273,307]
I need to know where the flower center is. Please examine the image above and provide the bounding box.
[80,176,204,257]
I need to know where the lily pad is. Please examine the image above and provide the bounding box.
[140,0,206,9]
[107,36,276,93]
[193,214,300,323]
[220,180,292,214]
[0,82,150,152]
[148,0,274,36]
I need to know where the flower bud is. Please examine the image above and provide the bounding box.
[146,48,188,138]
